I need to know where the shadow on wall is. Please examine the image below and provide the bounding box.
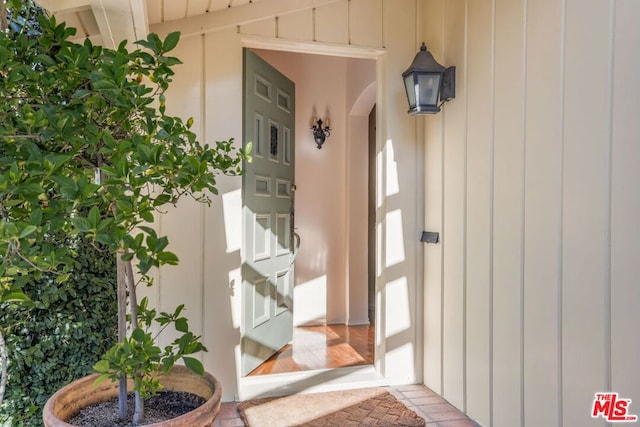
[378,138,416,374]
[208,185,244,401]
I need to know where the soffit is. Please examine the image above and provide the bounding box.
[36,0,271,46]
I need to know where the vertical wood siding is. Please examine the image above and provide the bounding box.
[441,0,467,412]
[522,0,564,425]
[422,0,640,426]
[611,0,640,413]
[422,0,445,397]
[492,0,525,426]
[233,0,385,46]
[465,0,493,422]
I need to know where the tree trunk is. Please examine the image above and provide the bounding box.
[125,259,138,330]
[124,258,144,422]
[0,328,7,409]
[0,3,8,33]
[116,253,128,420]
[114,253,144,422]
[132,389,144,425]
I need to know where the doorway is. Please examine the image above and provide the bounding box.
[368,104,376,325]
[241,48,378,378]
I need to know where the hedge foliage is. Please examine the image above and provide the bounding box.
[0,238,117,426]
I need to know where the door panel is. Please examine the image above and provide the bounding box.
[242,49,296,376]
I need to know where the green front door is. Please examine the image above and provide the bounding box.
[241,49,296,376]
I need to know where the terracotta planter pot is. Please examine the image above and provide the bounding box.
[42,365,222,427]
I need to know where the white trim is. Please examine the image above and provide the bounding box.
[375,52,388,378]
[129,0,149,42]
[238,365,384,400]
[241,35,386,59]
[89,0,146,49]
[89,0,115,48]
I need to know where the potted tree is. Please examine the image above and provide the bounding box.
[0,13,250,426]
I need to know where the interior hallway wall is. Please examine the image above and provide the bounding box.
[254,50,376,327]
[421,0,640,426]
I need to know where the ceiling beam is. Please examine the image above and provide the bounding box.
[36,0,90,14]
[89,0,148,48]
[150,0,342,38]
[129,0,149,43]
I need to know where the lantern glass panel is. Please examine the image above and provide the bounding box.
[403,74,417,109]
[417,73,441,107]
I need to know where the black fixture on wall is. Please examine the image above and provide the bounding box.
[420,231,440,244]
[402,42,456,115]
[311,117,331,149]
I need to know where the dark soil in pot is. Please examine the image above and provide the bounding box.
[68,391,206,427]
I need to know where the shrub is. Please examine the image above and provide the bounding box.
[0,237,116,426]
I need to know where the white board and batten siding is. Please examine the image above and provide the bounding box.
[422,0,640,426]
[144,0,425,402]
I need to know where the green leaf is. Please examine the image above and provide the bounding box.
[30,208,43,225]
[145,33,163,54]
[87,206,100,230]
[175,318,188,333]
[140,210,154,223]
[55,273,71,284]
[131,328,147,343]
[18,225,38,239]
[88,206,101,228]
[71,217,91,233]
[157,251,179,264]
[162,357,176,373]
[163,32,181,52]
[0,291,31,303]
[138,226,157,237]
[93,374,111,388]
[173,304,185,317]
[153,194,172,205]
[93,360,110,373]
[34,54,55,66]
[244,141,253,156]
[95,233,114,245]
[182,357,204,376]
[161,56,182,67]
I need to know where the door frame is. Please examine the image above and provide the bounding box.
[237,35,395,401]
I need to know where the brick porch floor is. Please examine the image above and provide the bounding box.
[214,384,480,426]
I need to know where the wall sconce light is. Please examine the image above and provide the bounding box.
[402,42,456,115]
[311,117,331,149]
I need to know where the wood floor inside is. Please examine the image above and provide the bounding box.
[247,324,374,376]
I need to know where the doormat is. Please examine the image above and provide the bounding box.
[237,387,425,427]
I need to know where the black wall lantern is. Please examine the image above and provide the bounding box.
[311,117,331,149]
[402,42,456,115]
